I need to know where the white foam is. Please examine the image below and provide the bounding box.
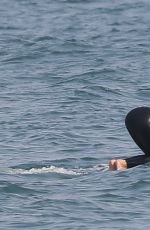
[0,164,108,176]
[6,166,83,175]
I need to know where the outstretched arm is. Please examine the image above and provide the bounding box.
[109,155,150,170]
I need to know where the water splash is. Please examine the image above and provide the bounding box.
[0,164,108,176]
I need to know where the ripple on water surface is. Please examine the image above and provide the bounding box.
[0,0,150,229]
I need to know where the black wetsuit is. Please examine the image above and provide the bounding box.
[125,107,150,168]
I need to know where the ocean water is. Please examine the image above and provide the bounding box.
[0,0,150,229]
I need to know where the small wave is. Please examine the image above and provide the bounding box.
[6,166,82,176]
[137,87,150,98]
[0,164,108,176]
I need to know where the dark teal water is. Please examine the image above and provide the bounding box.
[0,0,150,229]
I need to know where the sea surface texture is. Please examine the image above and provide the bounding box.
[0,0,150,229]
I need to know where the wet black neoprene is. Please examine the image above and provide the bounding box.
[125,107,150,168]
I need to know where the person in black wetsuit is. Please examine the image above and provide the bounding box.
[109,107,150,170]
